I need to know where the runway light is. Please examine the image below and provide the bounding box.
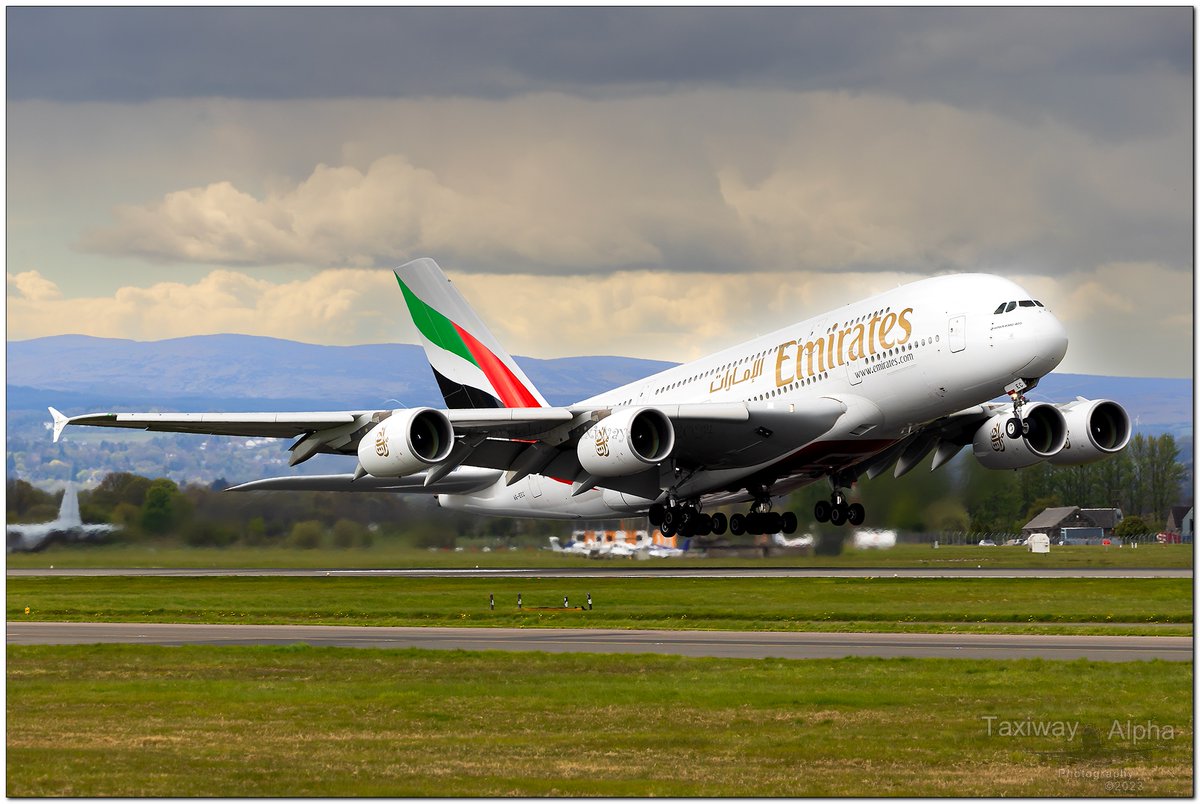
[24,607,30,615]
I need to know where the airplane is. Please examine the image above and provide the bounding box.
[49,257,1131,539]
[6,483,118,552]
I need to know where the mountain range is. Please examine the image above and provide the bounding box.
[6,334,1191,486]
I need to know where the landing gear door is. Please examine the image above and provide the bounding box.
[949,315,966,353]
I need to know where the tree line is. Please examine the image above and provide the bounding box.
[5,433,1189,547]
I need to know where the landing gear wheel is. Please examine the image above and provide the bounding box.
[1006,417,1022,439]
[829,504,848,527]
[781,511,798,534]
[847,503,865,527]
[693,513,713,538]
[765,512,782,534]
[648,504,665,526]
[660,519,676,538]
[729,513,747,536]
[814,500,832,523]
[710,512,728,536]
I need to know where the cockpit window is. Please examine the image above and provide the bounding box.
[1033,300,1044,307]
[1005,301,1017,313]
[994,303,1007,315]
[1019,300,1036,308]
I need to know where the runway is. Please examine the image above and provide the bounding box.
[7,622,1191,662]
[7,566,1192,579]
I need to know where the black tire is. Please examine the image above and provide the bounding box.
[814,500,832,523]
[765,512,783,533]
[847,503,865,527]
[660,520,676,538]
[663,508,678,529]
[729,513,747,536]
[829,504,847,527]
[1006,418,1021,439]
[781,511,798,534]
[710,512,728,536]
[648,504,665,526]
[694,514,712,537]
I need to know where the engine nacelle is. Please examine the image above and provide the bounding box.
[357,408,455,478]
[972,402,1068,470]
[578,407,675,477]
[1048,399,1131,466]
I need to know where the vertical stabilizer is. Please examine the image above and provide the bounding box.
[395,258,548,410]
[57,484,82,528]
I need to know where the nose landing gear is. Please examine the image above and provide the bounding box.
[1004,379,1031,439]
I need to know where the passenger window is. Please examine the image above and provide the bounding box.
[1005,301,1017,313]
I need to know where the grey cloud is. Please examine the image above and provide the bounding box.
[8,8,1189,126]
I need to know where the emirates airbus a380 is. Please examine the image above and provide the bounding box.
[51,258,1131,539]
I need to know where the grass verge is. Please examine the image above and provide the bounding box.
[6,644,1192,797]
[7,576,1192,635]
[5,542,1192,569]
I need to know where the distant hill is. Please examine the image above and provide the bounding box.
[5,334,1190,486]
[6,334,674,411]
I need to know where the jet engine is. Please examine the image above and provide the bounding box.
[357,408,455,477]
[577,407,675,477]
[1048,399,1131,466]
[972,402,1067,470]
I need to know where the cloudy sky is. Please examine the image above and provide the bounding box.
[6,7,1193,377]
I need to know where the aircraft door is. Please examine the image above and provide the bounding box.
[948,315,966,353]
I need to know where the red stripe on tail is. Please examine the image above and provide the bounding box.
[452,323,541,408]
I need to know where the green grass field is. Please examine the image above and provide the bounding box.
[8,576,1192,635]
[6,645,1192,797]
[5,541,1192,569]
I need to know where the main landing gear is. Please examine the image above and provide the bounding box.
[813,489,865,527]
[649,501,727,539]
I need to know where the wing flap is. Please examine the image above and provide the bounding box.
[227,467,502,494]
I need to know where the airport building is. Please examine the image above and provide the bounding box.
[1020,506,1124,544]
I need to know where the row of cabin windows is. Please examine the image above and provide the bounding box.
[994,299,1044,314]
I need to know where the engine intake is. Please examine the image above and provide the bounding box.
[972,402,1067,470]
[357,408,455,478]
[578,407,675,477]
[1048,399,1131,466]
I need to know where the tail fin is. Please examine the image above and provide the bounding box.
[395,258,548,410]
[58,484,82,527]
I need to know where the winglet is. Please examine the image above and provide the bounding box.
[48,407,70,443]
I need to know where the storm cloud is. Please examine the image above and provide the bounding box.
[5,7,1193,377]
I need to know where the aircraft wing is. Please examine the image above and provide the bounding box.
[50,407,379,443]
[51,399,847,498]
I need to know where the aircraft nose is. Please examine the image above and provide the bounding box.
[1022,310,1068,377]
[1041,312,1069,366]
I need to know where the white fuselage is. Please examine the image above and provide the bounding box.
[439,274,1068,519]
